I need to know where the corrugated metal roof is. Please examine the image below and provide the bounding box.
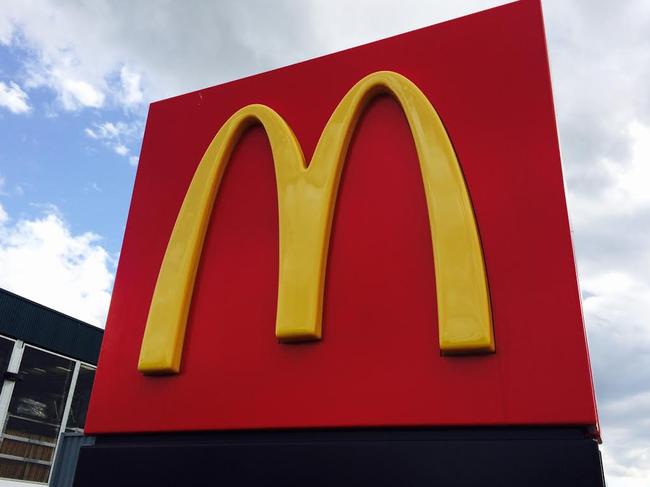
[0,288,103,364]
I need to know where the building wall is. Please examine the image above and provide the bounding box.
[0,289,102,485]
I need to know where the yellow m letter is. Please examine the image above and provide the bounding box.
[138,71,494,374]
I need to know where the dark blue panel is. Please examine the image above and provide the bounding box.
[0,288,103,364]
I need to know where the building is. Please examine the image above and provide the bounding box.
[0,288,102,485]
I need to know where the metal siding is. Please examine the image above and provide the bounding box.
[50,434,96,487]
[0,289,102,364]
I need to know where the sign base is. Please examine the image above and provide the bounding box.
[73,427,604,486]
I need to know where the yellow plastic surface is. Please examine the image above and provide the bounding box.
[138,71,494,374]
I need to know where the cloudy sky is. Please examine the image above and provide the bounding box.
[0,0,648,484]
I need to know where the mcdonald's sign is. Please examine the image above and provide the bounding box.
[86,0,598,438]
[138,70,494,376]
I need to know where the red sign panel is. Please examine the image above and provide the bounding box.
[87,0,598,434]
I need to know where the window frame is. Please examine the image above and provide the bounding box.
[0,335,96,484]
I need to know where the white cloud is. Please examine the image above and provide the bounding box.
[612,122,650,210]
[0,12,12,44]
[83,182,102,194]
[0,174,27,198]
[568,121,650,226]
[0,0,507,110]
[59,76,105,109]
[119,66,143,106]
[19,53,106,111]
[85,121,123,140]
[0,203,114,327]
[577,267,650,486]
[0,80,31,114]
[84,120,141,163]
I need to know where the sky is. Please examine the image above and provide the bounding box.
[0,0,648,484]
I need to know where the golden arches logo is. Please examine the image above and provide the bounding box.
[138,71,494,375]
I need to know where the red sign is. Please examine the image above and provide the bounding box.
[87,0,598,435]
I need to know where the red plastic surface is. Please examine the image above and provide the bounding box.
[86,0,598,434]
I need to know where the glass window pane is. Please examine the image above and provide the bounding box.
[0,346,74,483]
[66,365,96,431]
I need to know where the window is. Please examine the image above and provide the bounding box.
[0,346,73,483]
[65,365,96,432]
[0,338,97,484]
